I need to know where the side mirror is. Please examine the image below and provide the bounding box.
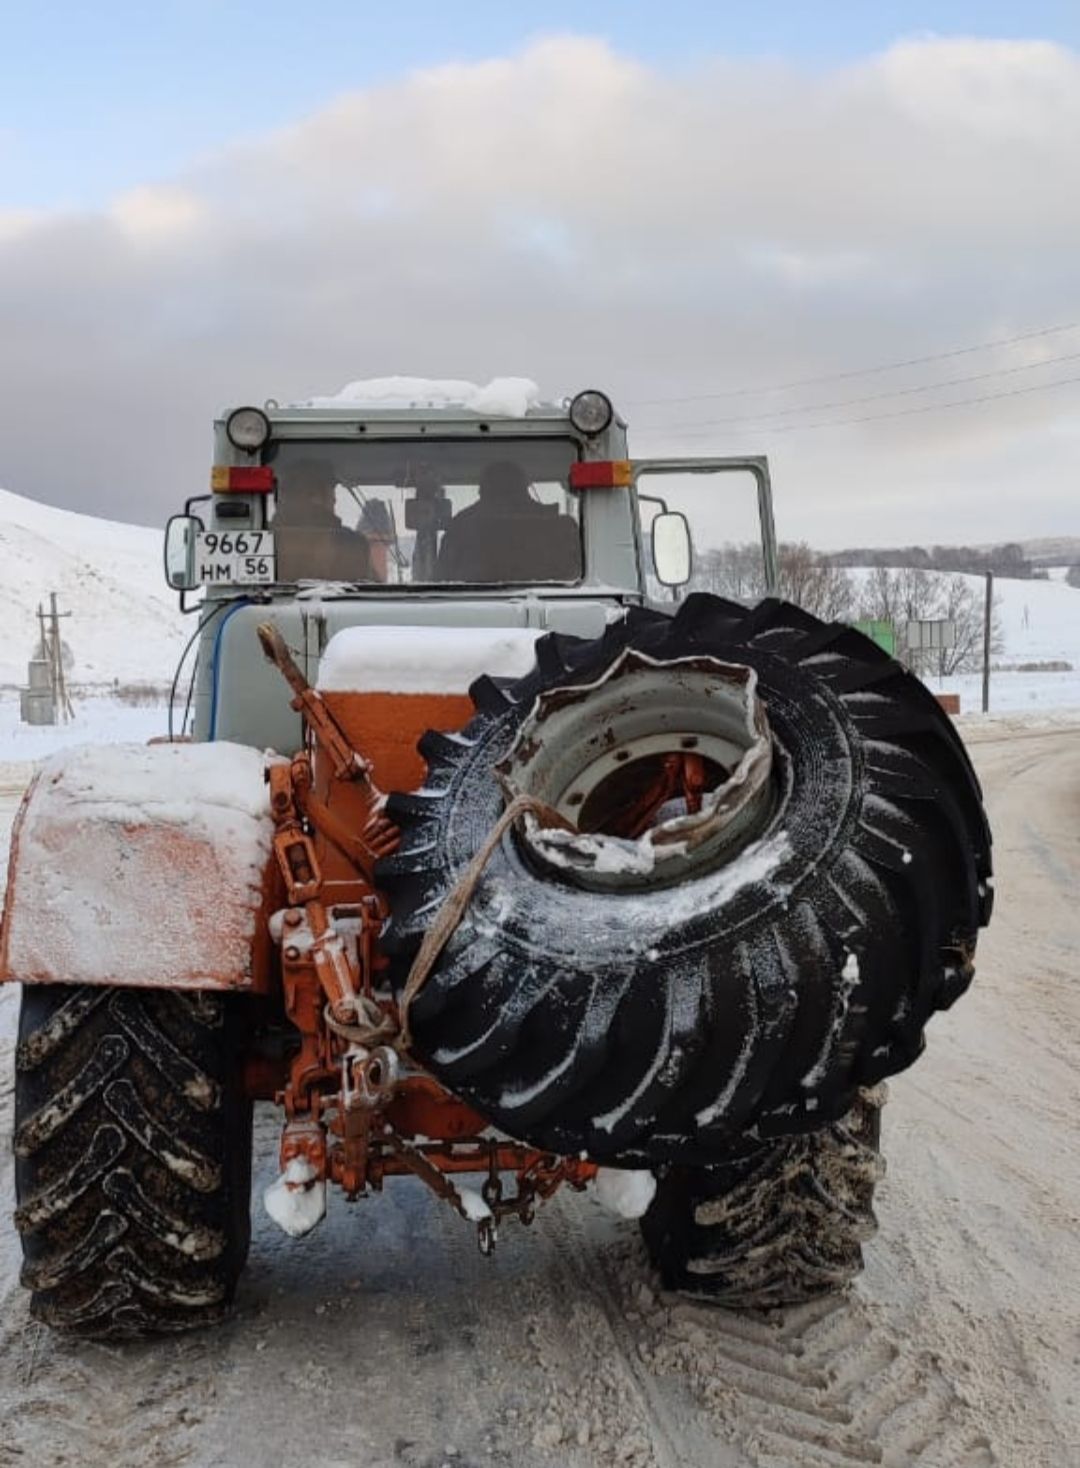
[164,514,199,591]
[652,510,692,587]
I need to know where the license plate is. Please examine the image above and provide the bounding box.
[194,531,275,585]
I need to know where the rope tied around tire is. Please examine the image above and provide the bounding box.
[327,793,576,1055]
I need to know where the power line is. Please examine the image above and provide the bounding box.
[625,320,1080,408]
[639,347,1080,430]
[642,369,1080,440]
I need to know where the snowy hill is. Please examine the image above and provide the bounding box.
[0,487,186,688]
[986,574,1080,668]
[948,572,1080,711]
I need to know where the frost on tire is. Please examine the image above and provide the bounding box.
[13,985,253,1338]
[379,595,992,1166]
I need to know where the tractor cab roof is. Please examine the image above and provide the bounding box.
[214,382,627,445]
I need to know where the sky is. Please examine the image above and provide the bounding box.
[1,3,1079,548]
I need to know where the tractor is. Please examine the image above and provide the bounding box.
[1,385,992,1336]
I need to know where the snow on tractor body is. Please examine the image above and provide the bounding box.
[0,387,992,1337]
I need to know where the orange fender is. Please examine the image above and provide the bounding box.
[0,742,279,993]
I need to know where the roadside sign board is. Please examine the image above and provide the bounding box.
[903,619,957,651]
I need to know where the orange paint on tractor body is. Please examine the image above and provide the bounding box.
[313,690,474,900]
[321,690,474,791]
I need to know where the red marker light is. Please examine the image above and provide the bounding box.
[210,466,276,493]
[568,460,632,490]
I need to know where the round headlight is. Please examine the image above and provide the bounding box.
[569,389,614,436]
[226,406,271,451]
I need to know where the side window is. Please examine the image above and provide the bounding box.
[634,466,774,604]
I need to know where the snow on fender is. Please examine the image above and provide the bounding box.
[0,741,277,992]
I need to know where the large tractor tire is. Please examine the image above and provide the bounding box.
[641,1087,886,1307]
[380,596,991,1167]
[13,984,253,1338]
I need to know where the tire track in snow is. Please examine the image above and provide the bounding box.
[543,1192,694,1468]
[591,1239,998,1468]
[0,1324,206,1466]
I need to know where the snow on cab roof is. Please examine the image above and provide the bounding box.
[288,376,553,417]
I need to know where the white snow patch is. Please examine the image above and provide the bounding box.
[317,624,542,695]
[27,740,270,827]
[594,1168,657,1220]
[295,376,543,418]
[458,1186,493,1223]
[264,1158,327,1238]
[801,950,862,1089]
[695,987,760,1127]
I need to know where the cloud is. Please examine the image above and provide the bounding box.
[108,185,206,244]
[0,33,1078,547]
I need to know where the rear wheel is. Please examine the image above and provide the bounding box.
[13,984,253,1338]
[640,1088,886,1307]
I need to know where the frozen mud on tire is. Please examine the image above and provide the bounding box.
[13,985,253,1338]
[380,595,992,1165]
[642,1087,886,1307]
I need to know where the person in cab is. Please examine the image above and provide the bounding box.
[433,460,581,584]
[273,458,376,583]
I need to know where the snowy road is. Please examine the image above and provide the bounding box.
[0,724,1077,1468]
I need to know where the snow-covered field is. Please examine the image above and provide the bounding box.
[0,693,169,762]
[950,570,1080,711]
[985,569,1080,668]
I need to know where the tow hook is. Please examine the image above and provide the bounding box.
[343,1045,401,1111]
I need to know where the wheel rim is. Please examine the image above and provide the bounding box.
[496,647,775,891]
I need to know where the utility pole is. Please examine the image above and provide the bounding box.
[39,593,74,722]
[981,572,993,714]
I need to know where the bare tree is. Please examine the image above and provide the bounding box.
[693,543,766,604]
[693,541,855,620]
[776,542,856,621]
[859,568,1002,676]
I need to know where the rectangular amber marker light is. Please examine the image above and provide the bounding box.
[210,465,276,493]
[569,460,633,490]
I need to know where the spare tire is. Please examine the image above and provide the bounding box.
[378,595,991,1166]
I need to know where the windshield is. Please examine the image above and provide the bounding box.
[265,438,582,586]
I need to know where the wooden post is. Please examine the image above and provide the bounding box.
[981,572,993,714]
[47,592,74,721]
